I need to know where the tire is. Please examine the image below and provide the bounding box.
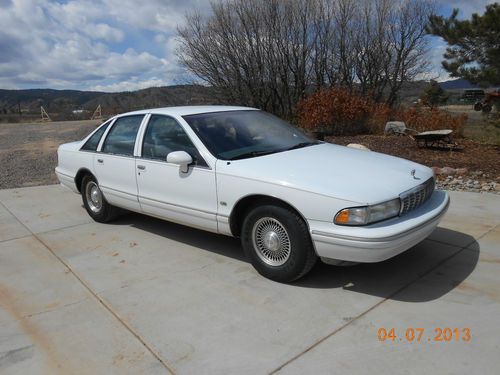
[81,175,119,223]
[241,205,317,282]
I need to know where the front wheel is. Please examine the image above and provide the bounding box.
[241,205,317,282]
[81,175,119,223]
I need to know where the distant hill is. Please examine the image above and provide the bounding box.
[398,80,429,104]
[438,78,480,90]
[0,85,228,122]
[2,80,484,123]
[0,89,104,113]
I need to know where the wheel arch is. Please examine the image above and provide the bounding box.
[74,168,95,193]
[229,194,310,238]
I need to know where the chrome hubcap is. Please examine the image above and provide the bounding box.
[86,181,103,213]
[252,217,291,266]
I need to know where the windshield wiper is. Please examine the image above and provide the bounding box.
[283,141,318,151]
[229,150,279,160]
[228,142,318,160]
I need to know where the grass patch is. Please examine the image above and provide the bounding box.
[463,117,500,145]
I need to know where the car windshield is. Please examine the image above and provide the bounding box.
[182,110,317,160]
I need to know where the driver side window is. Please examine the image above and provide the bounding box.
[142,115,207,167]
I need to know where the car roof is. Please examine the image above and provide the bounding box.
[117,105,259,117]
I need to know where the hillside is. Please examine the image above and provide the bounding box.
[0,85,227,122]
[0,89,104,120]
[0,79,486,123]
[438,78,480,90]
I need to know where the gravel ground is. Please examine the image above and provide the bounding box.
[0,120,100,189]
[434,171,499,193]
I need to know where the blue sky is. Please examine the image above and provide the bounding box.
[0,0,495,92]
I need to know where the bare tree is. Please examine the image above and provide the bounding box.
[177,0,433,116]
[353,0,393,99]
[178,0,321,116]
[353,0,432,105]
[385,0,432,105]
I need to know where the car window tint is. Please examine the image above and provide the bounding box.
[81,121,110,151]
[183,110,313,160]
[102,115,143,156]
[142,115,207,167]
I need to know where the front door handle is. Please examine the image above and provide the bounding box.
[137,165,146,170]
[97,159,103,164]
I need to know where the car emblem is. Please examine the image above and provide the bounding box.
[411,169,420,180]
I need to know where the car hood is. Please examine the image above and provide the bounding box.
[218,143,433,204]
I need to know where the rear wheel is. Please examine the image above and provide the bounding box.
[81,175,119,223]
[241,205,317,282]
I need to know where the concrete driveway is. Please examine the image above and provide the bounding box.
[0,185,499,374]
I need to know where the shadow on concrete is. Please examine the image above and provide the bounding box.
[110,212,479,302]
[110,211,245,261]
[295,228,479,302]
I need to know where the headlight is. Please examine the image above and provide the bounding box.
[334,199,400,226]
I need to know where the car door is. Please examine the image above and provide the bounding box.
[95,114,144,212]
[136,114,218,232]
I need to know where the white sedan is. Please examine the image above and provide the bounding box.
[56,106,449,282]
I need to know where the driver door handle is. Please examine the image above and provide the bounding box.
[137,165,146,170]
[97,159,103,164]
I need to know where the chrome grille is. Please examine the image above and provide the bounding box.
[400,177,435,215]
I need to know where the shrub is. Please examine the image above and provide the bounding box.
[366,103,392,134]
[297,87,379,135]
[395,107,467,136]
[297,87,467,136]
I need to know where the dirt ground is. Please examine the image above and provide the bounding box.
[0,119,499,190]
[0,120,100,189]
[331,134,500,181]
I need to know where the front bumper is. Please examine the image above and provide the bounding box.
[309,190,450,263]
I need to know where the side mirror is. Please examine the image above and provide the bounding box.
[166,151,193,173]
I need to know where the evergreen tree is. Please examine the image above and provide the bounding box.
[428,3,500,86]
[421,80,449,108]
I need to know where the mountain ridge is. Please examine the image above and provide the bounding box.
[0,85,225,121]
[0,79,484,122]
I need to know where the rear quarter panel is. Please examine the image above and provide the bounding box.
[56,142,94,192]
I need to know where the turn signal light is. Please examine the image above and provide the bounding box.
[335,209,350,224]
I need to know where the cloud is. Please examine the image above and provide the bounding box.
[90,77,170,92]
[103,0,211,33]
[0,0,210,91]
[0,0,492,90]
[425,40,450,82]
[45,1,124,42]
[435,0,495,18]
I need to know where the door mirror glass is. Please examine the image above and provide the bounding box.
[167,151,193,173]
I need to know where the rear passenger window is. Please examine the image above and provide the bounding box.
[102,115,143,156]
[81,121,110,151]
